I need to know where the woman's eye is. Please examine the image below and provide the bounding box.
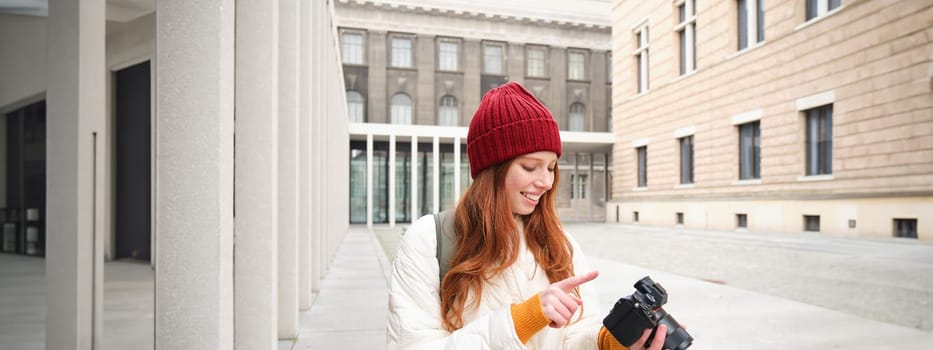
[522,165,535,172]
[547,168,555,173]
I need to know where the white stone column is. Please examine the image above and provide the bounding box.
[155,0,235,348]
[235,0,279,348]
[433,136,440,213]
[589,152,595,219]
[367,133,374,228]
[328,17,349,262]
[309,0,323,293]
[277,0,300,338]
[45,0,105,348]
[411,135,419,220]
[297,0,313,309]
[389,134,397,227]
[605,152,611,204]
[328,0,351,251]
[454,136,462,199]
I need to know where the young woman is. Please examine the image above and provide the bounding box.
[387,82,666,350]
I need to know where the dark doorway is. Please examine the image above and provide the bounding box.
[114,61,151,261]
[2,100,46,256]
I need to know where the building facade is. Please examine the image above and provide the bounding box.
[334,0,615,225]
[609,0,932,239]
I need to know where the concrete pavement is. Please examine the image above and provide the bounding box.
[590,257,933,349]
[282,223,933,349]
[6,222,927,349]
[283,226,390,350]
[0,254,154,350]
[572,223,933,331]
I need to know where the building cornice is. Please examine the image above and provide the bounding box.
[335,1,611,50]
[348,123,614,153]
[336,0,611,31]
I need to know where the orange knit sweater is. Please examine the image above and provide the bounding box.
[510,293,629,349]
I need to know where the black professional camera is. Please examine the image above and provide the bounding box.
[603,276,693,350]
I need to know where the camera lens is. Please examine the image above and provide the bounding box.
[656,309,693,350]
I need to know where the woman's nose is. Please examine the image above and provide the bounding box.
[535,172,553,190]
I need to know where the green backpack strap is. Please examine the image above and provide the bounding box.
[433,210,456,283]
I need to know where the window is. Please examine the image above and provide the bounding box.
[634,25,649,93]
[578,174,588,200]
[390,93,412,124]
[526,45,548,78]
[2,99,47,256]
[736,213,748,228]
[738,121,760,180]
[438,38,459,71]
[676,212,684,225]
[483,42,505,75]
[676,0,696,75]
[633,211,640,223]
[606,51,613,83]
[346,91,365,122]
[341,31,364,65]
[568,50,586,80]
[438,95,458,126]
[391,36,412,68]
[806,0,841,21]
[804,215,820,232]
[893,219,918,239]
[607,106,613,132]
[570,174,575,199]
[569,103,585,131]
[805,104,832,175]
[636,146,647,187]
[679,135,694,184]
[738,0,765,50]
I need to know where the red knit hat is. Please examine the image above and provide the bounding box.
[467,82,562,178]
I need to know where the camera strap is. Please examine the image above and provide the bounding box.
[433,210,456,282]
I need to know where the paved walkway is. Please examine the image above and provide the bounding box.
[283,226,390,350]
[0,254,154,350]
[282,223,933,350]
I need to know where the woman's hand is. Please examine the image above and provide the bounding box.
[629,324,668,350]
[539,270,599,328]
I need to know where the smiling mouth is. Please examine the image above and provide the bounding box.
[521,192,541,202]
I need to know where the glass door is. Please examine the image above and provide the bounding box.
[2,99,46,257]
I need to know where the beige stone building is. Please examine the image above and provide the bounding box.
[608,0,932,239]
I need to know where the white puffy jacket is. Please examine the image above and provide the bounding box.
[387,214,602,349]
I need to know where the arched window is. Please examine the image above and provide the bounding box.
[391,93,412,124]
[438,95,459,126]
[569,103,585,131]
[346,91,365,122]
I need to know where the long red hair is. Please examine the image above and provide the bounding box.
[439,159,575,330]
